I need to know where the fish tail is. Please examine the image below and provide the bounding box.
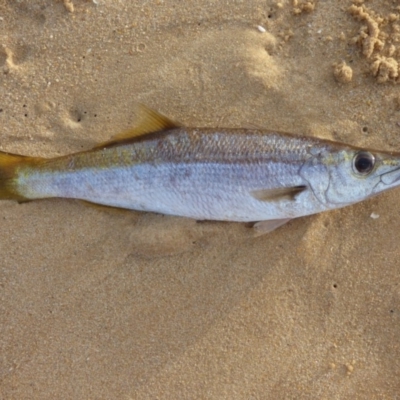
[0,151,43,201]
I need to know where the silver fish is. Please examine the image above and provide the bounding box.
[1,105,399,233]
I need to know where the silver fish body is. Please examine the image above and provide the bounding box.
[1,104,400,231]
[13,127,400,223]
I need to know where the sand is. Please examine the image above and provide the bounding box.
[1,0,400,398]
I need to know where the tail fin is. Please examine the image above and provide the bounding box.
[0,151,40,202]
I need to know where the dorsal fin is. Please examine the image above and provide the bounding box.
[94,104,181,149]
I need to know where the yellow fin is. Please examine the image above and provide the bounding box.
[95,104,181,149]
[251,186,306,202]
[79,200,135,214]
[0,151,43,202]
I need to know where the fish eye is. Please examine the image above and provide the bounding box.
[353,151,375,175]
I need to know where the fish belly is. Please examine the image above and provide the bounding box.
[16,161,327,221]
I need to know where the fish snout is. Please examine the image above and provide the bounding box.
[380,165,400,186]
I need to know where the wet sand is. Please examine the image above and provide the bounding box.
[1,1,400,398]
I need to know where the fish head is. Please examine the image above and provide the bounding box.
[300,145,400,208]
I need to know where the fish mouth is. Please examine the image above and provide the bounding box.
[380,165,400,186]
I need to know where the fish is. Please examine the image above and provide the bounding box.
[1,104,400,234]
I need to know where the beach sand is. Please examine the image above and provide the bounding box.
[1,0,400,398]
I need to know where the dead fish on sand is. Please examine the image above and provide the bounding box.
[0,105,400,233]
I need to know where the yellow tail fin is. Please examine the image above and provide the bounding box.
[0,151,39,201]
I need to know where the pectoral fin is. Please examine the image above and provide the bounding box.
[253,218,292,236]
[251,186,306,202]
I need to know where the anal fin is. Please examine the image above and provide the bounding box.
[79,200,135,214]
